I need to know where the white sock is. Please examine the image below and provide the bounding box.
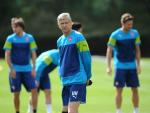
[27,104,33,113]
[46,104,52,113]
[116,109,122,113]
[133,107,139,113]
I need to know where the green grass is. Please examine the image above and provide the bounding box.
[0,57,150,113]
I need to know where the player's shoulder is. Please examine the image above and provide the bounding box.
[57,35,63,41]
[47,49,59,56]
[130,29,140,38]
[6,33,16,41]
[72,30,85,41]
[57,35,64,46]
[111,28,121,36]
[24,32,35,41]
[49,49,59,54]
[109,28,122,40]
[73,30,83,37]
[130,28,139,34]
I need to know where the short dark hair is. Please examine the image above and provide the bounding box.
[14,17,25,30]
[121,13,134,23]
[72,22,82,31]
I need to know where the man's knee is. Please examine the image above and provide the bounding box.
[62,106,68,113]
[14,92,20,99]
[68,102,79,113]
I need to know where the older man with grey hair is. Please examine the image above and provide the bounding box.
[57,12,92,113]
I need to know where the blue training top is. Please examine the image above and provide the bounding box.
[35,49,59,81]
[107,28,141,69]
[57,30,92,85]
[3,32,37,72]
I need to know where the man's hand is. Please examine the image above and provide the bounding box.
[106,66,112,75]
[137,65,141,74]
[35,80,40,87]
[86,79,92,86]
[31,68,36,78]
[10,69,16,78]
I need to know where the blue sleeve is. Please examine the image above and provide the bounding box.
[77,34,92,80]
[3,36,12,51]
[107,32,117,47]
[36,62,47,81]
[134,30,141,45]
[29,35,38,51]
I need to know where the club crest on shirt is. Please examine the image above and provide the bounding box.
[68,37,73,42]
[130,32,135,38]
[25,37,29,42]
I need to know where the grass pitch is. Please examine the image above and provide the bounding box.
[0,57,150,113]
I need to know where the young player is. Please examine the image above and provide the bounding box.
[106,13,141,113]
[28,49,59,113]
[3,17,38,113]
[57,13,92,113]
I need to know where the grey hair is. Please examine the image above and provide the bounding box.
[57,13,72,22]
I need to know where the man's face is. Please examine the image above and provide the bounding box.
[13,24,22,34]
[122,20,133,31]
[58,17,72,34]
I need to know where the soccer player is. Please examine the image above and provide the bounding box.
[72,22,82,32]
[57,13,92,113]
[3,17,38,113]
[28,49,59,113]
[106,13,141,113]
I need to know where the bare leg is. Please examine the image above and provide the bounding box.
[131,88,139,113]
[14,92,20,112]
[44,89,52,113]
[62,106,68,113]
[68,102,80,113]
[116,88,123,113]
[31,88,38,111]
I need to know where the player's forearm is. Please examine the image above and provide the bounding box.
[106,47,112,68]
[31,51,37,69]
[136,46,141,66]
[5,51,12,70]
[80,51,92,80]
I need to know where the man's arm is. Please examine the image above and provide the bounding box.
[77,36,92,80]
[136,45,141,74]
[5,51,12,69]
[5,51,16,78]
[31,51,37,77]
[29,36,38,77]
[106,46,113,75]
[80,50,92,80]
